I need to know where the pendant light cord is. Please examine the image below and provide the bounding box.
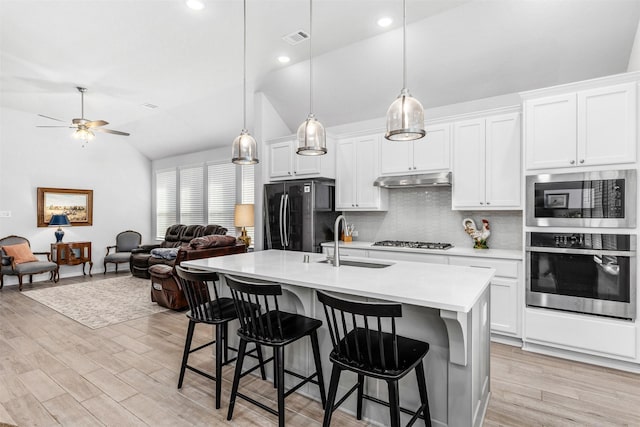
[402,0,407,91]
[243,0,247,129]
[309,0,313,115]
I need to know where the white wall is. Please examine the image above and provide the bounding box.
[628,18,640,71]
[0,107,151,284]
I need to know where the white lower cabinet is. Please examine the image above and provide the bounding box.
[525,308,637,361]
[448,256,522,338]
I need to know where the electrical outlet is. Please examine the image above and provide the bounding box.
[0,211,11,218]
[352,230,359,237]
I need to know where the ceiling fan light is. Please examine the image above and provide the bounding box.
[73,128,95,141]
[385,88,425,141]
[297,114,327,156]
[232,129,259,165]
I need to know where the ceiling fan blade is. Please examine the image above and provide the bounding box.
[36,125,75,128]
[86,120,109,128]
[95,128,130,136]
[38,114,67,123]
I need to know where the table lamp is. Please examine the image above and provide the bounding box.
[49,214,71,242]
[234,204,254,247]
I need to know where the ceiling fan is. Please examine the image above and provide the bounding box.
[37,86,130,142]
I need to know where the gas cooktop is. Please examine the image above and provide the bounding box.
[372,240,454,250]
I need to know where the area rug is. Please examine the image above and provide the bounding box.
[22,275,169,329]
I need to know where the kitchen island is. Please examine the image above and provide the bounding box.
[183,249,494,427]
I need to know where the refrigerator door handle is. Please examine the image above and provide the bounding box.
[284,193,290,246]
[279,194,285,246]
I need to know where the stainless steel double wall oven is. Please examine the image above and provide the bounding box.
[525,170,637,320]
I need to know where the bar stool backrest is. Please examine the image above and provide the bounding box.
[317,290,403,372]
[175,265,225,322]
[221,274,286,342]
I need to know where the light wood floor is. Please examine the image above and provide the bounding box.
[1,273,639,427]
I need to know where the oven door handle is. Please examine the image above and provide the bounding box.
[526,246,634,257]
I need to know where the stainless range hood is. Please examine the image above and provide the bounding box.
[373,171,451,188]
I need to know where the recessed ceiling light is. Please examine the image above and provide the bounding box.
[377,17,393,27]
[278,56,291,64]
[186,0,204,11]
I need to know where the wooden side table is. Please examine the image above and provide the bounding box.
[51,241,93,276]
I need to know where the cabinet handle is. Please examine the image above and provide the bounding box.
[486,202,490,205]
[570,160,575,165]
[408,167,412,170]
[288,171,292,175]
[579,160,584,164]
[413,166,416,170]
[356,204,359,207]
[470,265,492,269]
[480,202,484,205]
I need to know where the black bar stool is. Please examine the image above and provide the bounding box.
[174,266,266,409]
[221,274,327,427]
[317,290,431,427]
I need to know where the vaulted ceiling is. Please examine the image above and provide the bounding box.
[1,0,639,160]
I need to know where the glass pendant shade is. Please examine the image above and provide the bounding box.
[232,129,259,165]
[297,114,327,155]
[385,88,425,141]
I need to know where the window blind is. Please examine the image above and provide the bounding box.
[241,165,255,242]
[155,169,177,239]
[180,166,204,225]
[208,162,236,233]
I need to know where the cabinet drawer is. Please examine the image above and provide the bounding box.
[323,247,368,258]
[448,256,518,278]
[370,250,448,264]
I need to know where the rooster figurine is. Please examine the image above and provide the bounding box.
[463,218,490,249]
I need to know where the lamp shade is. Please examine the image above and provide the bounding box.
[49,214,71,227]
[234,204,254,227]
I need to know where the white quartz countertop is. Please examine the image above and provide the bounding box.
[182,249,494,313]
[321,241,522,260]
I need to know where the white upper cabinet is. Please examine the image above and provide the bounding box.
[452,112,521,210]
[380,123,450,175]
[336,135,388,211]
[267,138,335,181]
[524,81,637,170]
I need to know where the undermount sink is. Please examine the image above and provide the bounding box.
[317,259,394,269]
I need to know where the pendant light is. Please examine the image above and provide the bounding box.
[232,0,259,165]
[385,0,425,141]
[296,0,327,156]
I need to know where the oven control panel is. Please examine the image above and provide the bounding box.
[529,232,632,251]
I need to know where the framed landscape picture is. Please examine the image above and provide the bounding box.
[37,187,93,227]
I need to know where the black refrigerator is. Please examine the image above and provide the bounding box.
[263,179,338,253]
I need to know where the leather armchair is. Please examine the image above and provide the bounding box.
[149,241,246,310]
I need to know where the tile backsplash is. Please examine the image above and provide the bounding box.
[343,187,523,250]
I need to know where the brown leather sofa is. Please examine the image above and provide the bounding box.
[130,224,227,278]
[149,240,246,310]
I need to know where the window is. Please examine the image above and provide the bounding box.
[241,165,255,243]
[180,166,204,225]
[154,161,256,241]
[207,162,236,233]
[155,169,177,239]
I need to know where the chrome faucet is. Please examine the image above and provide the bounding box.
[333,214,347,267]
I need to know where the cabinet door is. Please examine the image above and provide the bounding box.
[413,123,451,172]
[269,141,293,179]
[578,83,637,166]
[336,139,356,209]
[380,139,411,175]
[294,152,322,176]
[354,136,380,208]
[490,277,518,335]
[524,94,577,170]
[485,113,521,208]
[452,119,486,208]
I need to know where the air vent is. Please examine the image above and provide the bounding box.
[142,103,159,109]
[282,29,309,45]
